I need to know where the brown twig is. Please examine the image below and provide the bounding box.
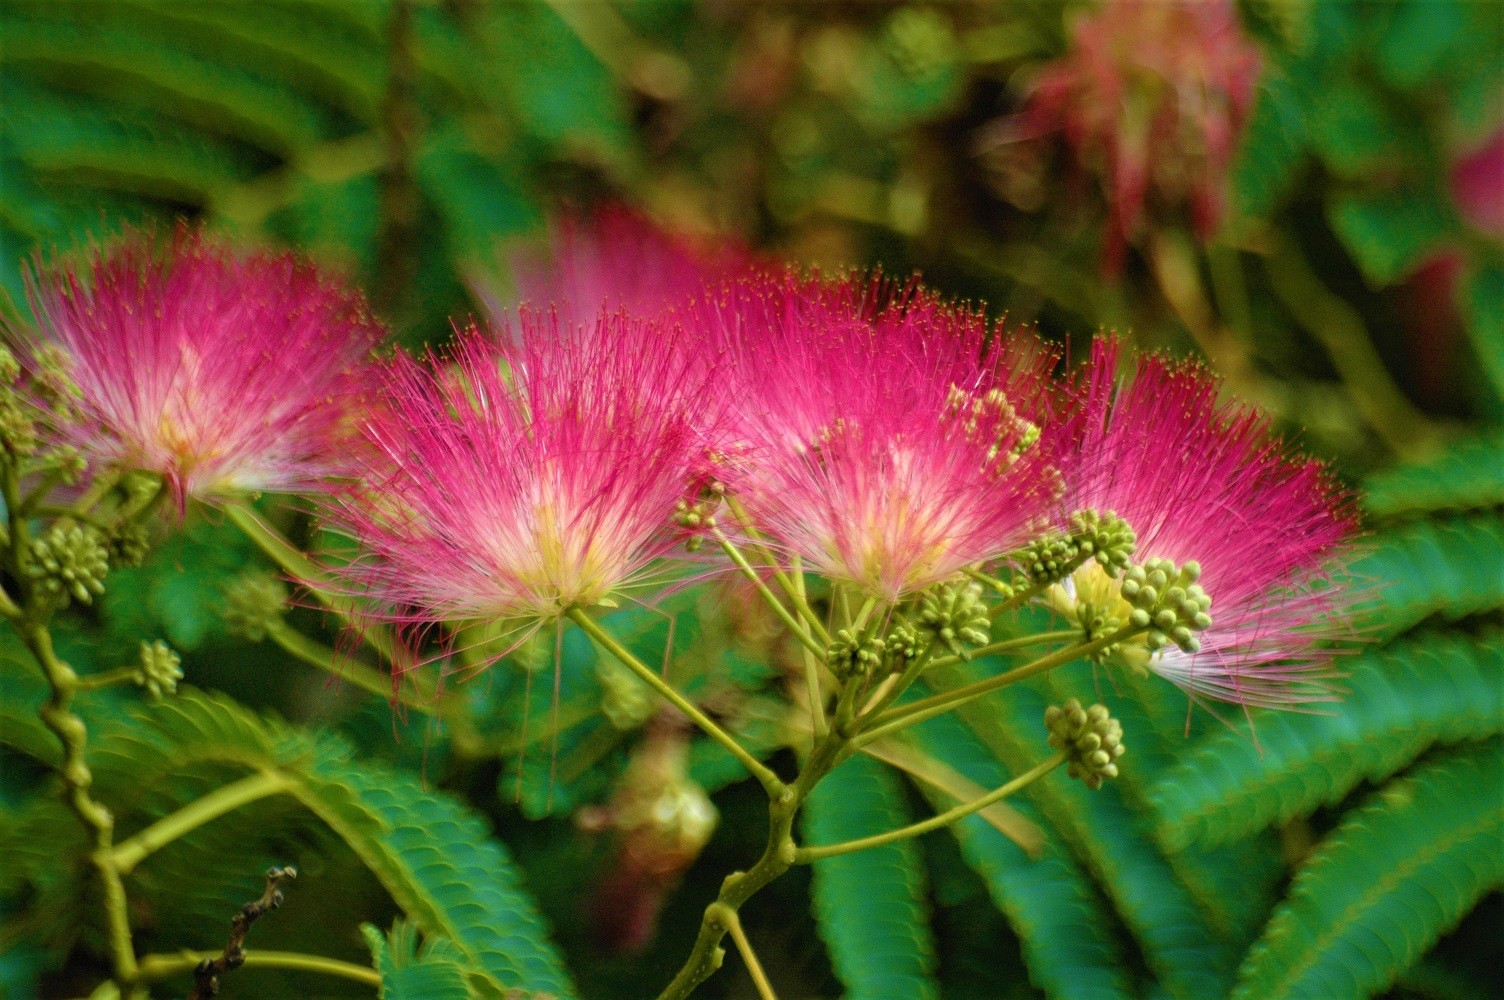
[189,866,298,1000]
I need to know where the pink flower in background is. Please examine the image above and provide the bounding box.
[17,228,381,503]
[1450,127,1504,239]
[1052,339,1355,707]
[484,203,758,333]
[705,274,1061,602]
[319,313,709,639]
[1027,0,1262,270]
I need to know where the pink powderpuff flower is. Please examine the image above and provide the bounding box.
[1026,0,1262,271]
[480,202,758,334]
[704,273,1062,604]
[1049,339,1356,708]
[15,227,382,503]
[317,312,710,644]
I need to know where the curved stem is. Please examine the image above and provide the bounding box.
[264,620,439,717]
[852,626,1139,750]
[136,949,380,988]
[716,904,779,1000]
[712,529,824,657]
[793,752,1064,862]
[111,771,291,874]
[567,607,784,795]
[722,496,829,645]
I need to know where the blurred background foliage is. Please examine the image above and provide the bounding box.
[0,2,1501,999]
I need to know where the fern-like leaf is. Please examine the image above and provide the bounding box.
[1364,430,1504,520]
[1232,739,1504,1000]
[904,712,1132,1000]
[363,920,474,1000]
[803,753,940,1000]
[1150,630,1504,850]
[1349,515,1504,640]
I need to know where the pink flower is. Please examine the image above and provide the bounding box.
[483,203,757,333]
[1026,0,1262,271]
[1050,339,1355,707]
[16,228,381,502]
[705,274,1061,603]
[1450,127,1504,239]
[317,313,708,637]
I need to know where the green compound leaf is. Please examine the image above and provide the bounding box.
[1348,514,1504,640]
[1149,630,1504,851]
[904,713,1131,1000]
[364,920,475,1000]
[84,689,576,999]
[1232,739,1504,1000]
[1329,188,1457,287]
[1364,430,1504,519]
[803,753,940,1000]
[933,661,1238,1000]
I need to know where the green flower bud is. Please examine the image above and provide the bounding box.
[1120,558,1214,653]
[827,626,887,678]
[1044,698,1125,790]
[107,521,152,569]
[28,524,109,607]
[135,640,183,699]
[222,573,288,642]
[916,581,991,659]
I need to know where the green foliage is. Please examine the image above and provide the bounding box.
[1149,630,1504,850]
[1364,430,1504,519]
[364,920,474,1000]
[804,753,940,1000]
[1232,739,1504,1000]
[1347,514,1504,640]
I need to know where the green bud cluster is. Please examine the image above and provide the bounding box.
[915,581,990,659]
[1045,699,1125,790]
[107,522,152,569]
[597,656,654,730]
[1018,509,1137,586]
[0,347,40,457]
[674,483,724,552]
[135,640,183,699]
[28,524,109,607]
[827,626,887,678]
[884,622,923,664]
[222,573,289,642]
[1119,558,1213,654]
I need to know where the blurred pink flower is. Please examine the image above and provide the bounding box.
[318,313,709,639]
[484,203,758,333]
[1450,127,1504,239]
[704,274,1061,602]
[1027,0,1262,270]
[17,227,381,503]
[1052,339,1356,707]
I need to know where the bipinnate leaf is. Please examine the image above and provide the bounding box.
[1232,738,1504,1000]
[1348,515,1504,640]
[1150,630,1504,851]
[83,689,575,999]
[905,713,1132,1000]
[363,920,474,1000]
[803,753,940,1000]
[1364,431,1504,520]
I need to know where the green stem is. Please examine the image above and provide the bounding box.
[790,555,827,739]
[74,667,144,693]
[22,621,139,986]
[111,771,291,874]
[852,626,1139,750]
[264,620,440,717]
[136,949,380,988]
[722,496,829,645]
[717,904,779,1000]
[567,607,784,795]
[221,502,395,662]
[713,529,825,657]
[792,752,1065,862]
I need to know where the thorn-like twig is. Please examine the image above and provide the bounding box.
[189,866,297,1000]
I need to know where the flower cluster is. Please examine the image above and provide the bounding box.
[1026,0,1262,269]
[6,212,1356,711]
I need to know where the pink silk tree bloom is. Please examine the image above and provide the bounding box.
[16,228,382,503]
[705,274,1061,604]
[1049,339,1356,708]
[1026,0,1262,271]
[480,203,758,334]
[317,313,709,641]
